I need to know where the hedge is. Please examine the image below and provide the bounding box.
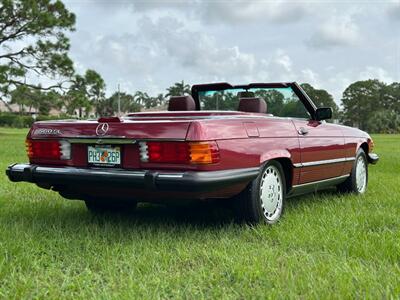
[0,113,75,128]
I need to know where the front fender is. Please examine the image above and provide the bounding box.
[355,137,370,154]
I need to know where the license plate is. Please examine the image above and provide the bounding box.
[88,145,121,166]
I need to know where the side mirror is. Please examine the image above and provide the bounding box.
[315,107,332,121]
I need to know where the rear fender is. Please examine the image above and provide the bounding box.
[259,150,292,165]
[259,150,296,191]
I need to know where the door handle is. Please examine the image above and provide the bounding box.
[298,127,308,135]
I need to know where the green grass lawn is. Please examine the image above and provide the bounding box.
[0,128,399,299]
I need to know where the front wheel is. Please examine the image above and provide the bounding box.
[337,148,368,194]
[234,160,286,224]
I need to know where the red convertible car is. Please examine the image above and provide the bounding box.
[6,82,379,224]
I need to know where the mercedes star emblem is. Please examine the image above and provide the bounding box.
[96,123,109,136]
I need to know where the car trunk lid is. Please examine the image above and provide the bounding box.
[29,118,192,140]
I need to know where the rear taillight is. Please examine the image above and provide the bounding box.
[139,141,220,164]
[189,142,220,164]
[26,140,71,160]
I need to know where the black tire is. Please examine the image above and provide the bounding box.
[233,160,286,224]
[85,198,137,214]
[337,148,368,194]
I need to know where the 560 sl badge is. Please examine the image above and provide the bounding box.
[34,128,61,135]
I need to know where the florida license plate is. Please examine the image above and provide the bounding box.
[88,145,121,166]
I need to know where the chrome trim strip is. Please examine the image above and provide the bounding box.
[126,115,274,120]
[292,174,350,188]
[31,135,127,140]
[157,174,184,179]
[9,164,26,171]
[293,157,355,168]
[8,164,187,179]
[67,138,135,144]
[74,135,127,138]
[68,138,187,143]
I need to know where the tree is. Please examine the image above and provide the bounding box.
[254,89,285,116]
[134,91,151,108]
[152,93,166,107]
[141,93,166,109]
[367,110,400,134]
[10,84,61,115]
[377,82,400,133]
[341,79,386,131]
[9,85,32,114]
[301,83,339,119]
[0,0,76,105]
[382,82,400,113]
[97,92,141,116]
[200,91,236,110]
[64,69,105,118]
[36,90,60,115]
[280,97,309,118]
[165,80,191,97]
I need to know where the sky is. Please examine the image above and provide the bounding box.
[63,0,400,103]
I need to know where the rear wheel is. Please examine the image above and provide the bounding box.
[234,160,286,224]
[85,198,137,214]
[337,148,368,194]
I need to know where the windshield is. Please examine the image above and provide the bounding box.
[198,87,309,118]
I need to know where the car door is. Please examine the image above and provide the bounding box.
[291,119,346,184]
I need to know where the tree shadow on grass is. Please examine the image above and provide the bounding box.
[108,201,236,227]
[2,188,344,235]
[3,198,238,231]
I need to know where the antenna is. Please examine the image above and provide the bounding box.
[117,84,121,117]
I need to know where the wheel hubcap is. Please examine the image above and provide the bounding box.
[356,156,367,193]
[260,165,283,221]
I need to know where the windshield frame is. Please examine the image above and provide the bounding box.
[191,82,318,120]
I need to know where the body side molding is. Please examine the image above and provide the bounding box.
[288,174,350,197]
[293,157,355,168]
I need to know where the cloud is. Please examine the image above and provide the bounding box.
[201,0,309,25]
[387,1,400,20]
[358,66,395,83]
[134,16,256,77]
[69,15,259,93]
[307,13,361,49]
[264,50,294,79]
[254,50,317,84]
[324,66,396,104]
[273,50,293,73]
[105,0,310,25]
[131,0,195,12]
[64,0,398,105]
[300,69,320,87]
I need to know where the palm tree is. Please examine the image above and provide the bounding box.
[154,93,166,106]
[134,91,151,108]
[165,80,191,97]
